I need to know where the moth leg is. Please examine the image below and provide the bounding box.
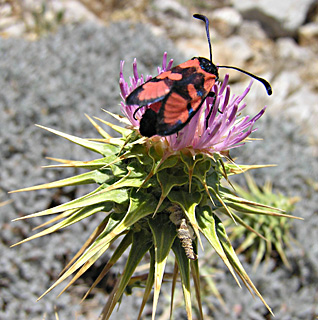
[133,105,146,120]
[205,91,217,129]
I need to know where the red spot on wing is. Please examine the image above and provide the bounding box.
[178,59,201,69]
[138,81,170,101]
[163,93,191,125]
[157,72,182,81]
[169,73,182,80]
[203,75,216,92]
[157,70,171,80]
[149,101,162,113]
[187,83,200,100]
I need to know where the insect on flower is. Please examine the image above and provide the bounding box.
[125,14,272,138]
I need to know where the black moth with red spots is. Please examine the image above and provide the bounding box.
[126,14,272,138]
[127,57,219,137]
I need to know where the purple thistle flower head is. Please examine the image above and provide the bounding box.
[119,53,266,155]
[119,52,173,127]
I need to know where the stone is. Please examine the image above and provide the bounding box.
[213,36,254,82]
[238,20,267,41]
[152,0,190,20]
[299,22,318,50]
[276,37,311,63]
[211,7,243,37]
[231,0,315,37]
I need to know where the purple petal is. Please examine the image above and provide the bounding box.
[167,58,174,70]
[162,52,167,70]
[133,58,139,81]
[219,74,229,95]
[221,86,230,112]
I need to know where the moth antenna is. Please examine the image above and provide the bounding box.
[193,13,272,96]
[218,65,272,95]
[193,14,213,63]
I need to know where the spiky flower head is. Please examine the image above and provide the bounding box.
[11,53,300,319]
[120,52,266,156]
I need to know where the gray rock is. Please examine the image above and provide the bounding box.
[152,0,190,20]
[211,7,243,37]
[276,37,312,63]
[231,0,315,37]
[299,22,318,50]
[237,19,268,40]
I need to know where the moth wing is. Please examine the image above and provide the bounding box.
[125,70,176,106]
[156,89,206,136]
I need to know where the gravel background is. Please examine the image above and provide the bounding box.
[1,1,318,319]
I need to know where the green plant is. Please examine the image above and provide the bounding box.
[11,53,301,319]
[225,174,299,270]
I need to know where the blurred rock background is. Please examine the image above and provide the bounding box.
[0,0,317,319]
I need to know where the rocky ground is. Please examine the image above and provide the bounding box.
[1,0,318,319]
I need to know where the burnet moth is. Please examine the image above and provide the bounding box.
[126,14,272,137]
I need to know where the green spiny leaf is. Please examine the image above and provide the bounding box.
[214,214,273,315]
[196,206,240,286]
[156,155,179,172]
[98,111,133,136]
[14,187,128,220]
[181,152,205,191]
[192,157,211,184]
[105,160,150,191]
[149,213,177,320]
[10,169,114,193]
[82,231,134,301]
[44,156,118,170]
[13,203,109,246]
[224,163,276,176]
[155,167,189,214]
[137,247,155,320]
[36,124,119,156]
[190,244,204,320]
[102,229,153,320]
[172,238,192,320]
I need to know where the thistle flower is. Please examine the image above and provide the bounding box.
[11,53,300,320]
[119,52,266,156]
